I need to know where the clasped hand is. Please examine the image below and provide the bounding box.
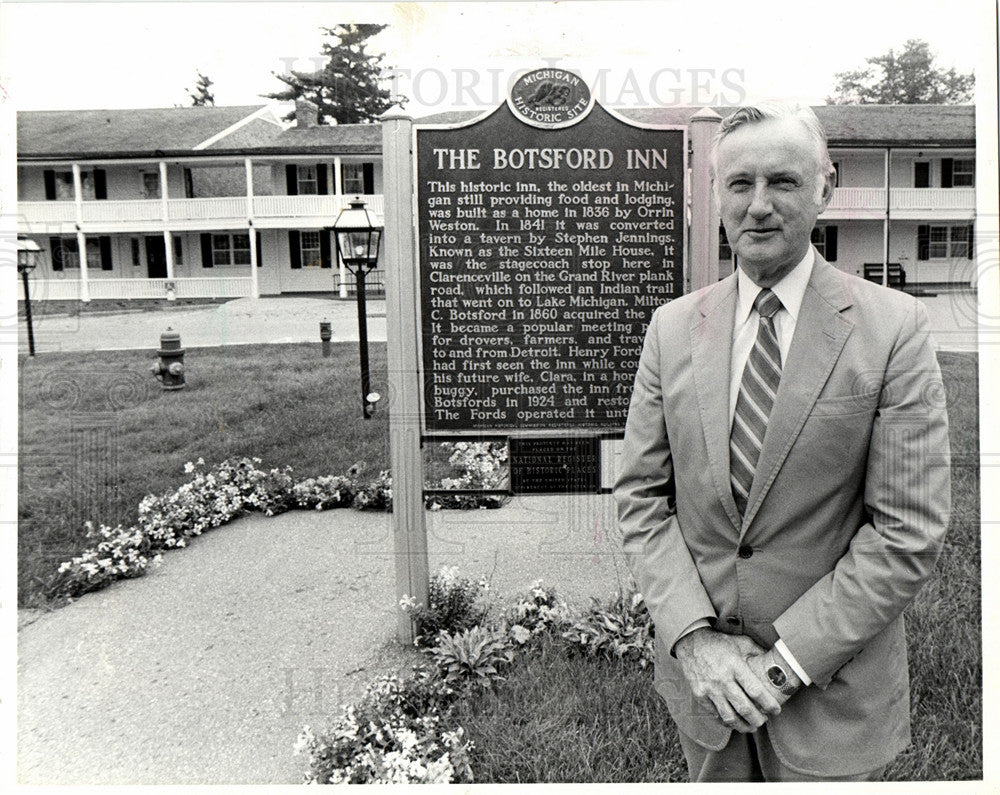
[674,628,787,733]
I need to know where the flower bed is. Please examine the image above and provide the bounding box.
[295,568,654,784]
[51,446,509,601]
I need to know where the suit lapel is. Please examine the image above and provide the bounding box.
[740,256,855,534]
[690,274,742,533]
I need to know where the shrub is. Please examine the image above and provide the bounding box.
[401,566,491,647]
[294,667,474,784]
[505,581,572,646]
[51,522,162,598]
[561,589,655,668]
[431,625,514,688]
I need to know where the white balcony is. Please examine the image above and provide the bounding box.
[821,187,887,220]
[18,195,386,233]
[890,188,976,219]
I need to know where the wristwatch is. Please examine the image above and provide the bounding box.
[765,660,798,697]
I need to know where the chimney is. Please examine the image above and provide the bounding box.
[295,98,319,128]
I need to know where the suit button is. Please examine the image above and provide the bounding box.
[726,616,741,626]
[738,545,753,559]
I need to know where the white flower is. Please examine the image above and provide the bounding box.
[510,625,531,644]
[183,461,195,474]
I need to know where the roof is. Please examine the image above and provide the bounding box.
[17,105,386,160]
[18,103,975,161]
[17,106,283,159]
[416,104,976,147]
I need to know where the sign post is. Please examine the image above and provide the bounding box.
[381,111,429,644]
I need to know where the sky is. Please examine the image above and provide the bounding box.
[0,0,994,116]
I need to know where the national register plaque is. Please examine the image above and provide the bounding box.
[415,70,685,433]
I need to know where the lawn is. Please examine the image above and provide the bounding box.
[18,346,981,781]
[18,342,390,606]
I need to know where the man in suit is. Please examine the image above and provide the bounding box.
[614,103,951,782]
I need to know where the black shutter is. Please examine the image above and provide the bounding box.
[968,224,974,260]
[184,167,194,198]
[256,231,263,268]
[824,226,838,262]
[320,230,332,268]
[914,162,929,188]
[940,158,953,189]
[200,233,214,268]
[917,225,930,261]
[288,230,302,269]
[44,170,57,200]
[49,236,64,271]
[286,164,298,195]
[94,169,107,199]
[131,237,141,266]
[99,236,113,270]
[362,162,374,194]
[317,164,328,195]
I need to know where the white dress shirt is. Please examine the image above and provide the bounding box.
[675,247,815,686]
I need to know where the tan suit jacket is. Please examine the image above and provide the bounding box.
[615,253,951,776]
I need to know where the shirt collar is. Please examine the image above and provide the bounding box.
[735,246,815,324]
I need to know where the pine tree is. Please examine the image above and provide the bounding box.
[264,24,405,124]
[828,39,974,104]
[188,70,215,106]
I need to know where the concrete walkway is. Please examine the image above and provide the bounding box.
[17,494,628,785]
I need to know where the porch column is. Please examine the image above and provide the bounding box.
[160,161,175,283]
[72,163,90,302]
[334,156,347,297]
[689,107,722,292]
[246,158,259,299]
[882,149,890,286]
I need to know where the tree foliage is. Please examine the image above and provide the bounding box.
[188,70,215,106]
[828,39,974,104]
[264,24,405,124]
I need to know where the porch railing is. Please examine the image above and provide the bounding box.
[26,276,254,301]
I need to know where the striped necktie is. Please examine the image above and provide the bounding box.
[730,288,783,517]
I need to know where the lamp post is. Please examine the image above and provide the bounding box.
[17,238,41,357]
[330,198,383,419]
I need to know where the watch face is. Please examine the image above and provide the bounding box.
[766,664,788,688]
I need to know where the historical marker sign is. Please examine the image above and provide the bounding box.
[415,71,685,433]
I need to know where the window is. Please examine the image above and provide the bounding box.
[212,233,252,266]
[342,163,365,194]
[55,171,95,200]
[300,231,322,268]
[952,159,975,187]
[297,165,319,195]
[141,172,161,199]
[811,226,838,262]
[56,238,102,268]
[718,224,732,261]
[922,224,972,259]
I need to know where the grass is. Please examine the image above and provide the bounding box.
[448,351,981,783]
[18,346,981,781]
[18,342,389,607]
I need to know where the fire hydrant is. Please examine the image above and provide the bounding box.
[152,328,186,390]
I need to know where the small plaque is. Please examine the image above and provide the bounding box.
[510,437,600,494]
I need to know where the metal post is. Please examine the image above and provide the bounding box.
[356,268,372,418]
[22,269,35,357]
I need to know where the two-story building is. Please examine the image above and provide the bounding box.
[16,102,975,301]
[16,100,384,301]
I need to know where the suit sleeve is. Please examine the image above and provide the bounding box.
[773,299,951,687]
[615,306,717,651]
